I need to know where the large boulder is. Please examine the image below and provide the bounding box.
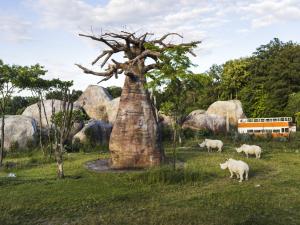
[73,120,112,146]
[206,100,245,126]
[0,115,38,150]
[22,99,80,128]
[74,85,120,124]
[182,110,226,132]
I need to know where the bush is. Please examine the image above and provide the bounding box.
[160,126,172,142]
[71,138,83,152]
[9,141,19,152]
[26,139,36,149]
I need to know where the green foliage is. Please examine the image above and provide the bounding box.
[46,90,82,102]
[1,96,39,115]
[285,92,300,117]
[106,86,122,98]
[51,109,86,127]
[147,45,202,123]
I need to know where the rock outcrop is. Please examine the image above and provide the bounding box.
[73,120,112,146]
[206,100,245,126]
[0,115,37,150]
[22,99,80,128]
[75,85,120,123]
[182,110,226,132]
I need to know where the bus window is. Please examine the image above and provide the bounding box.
[247,129,253,133]
[266,118,270,122]
[280,118,284,121]
[273,118,278,122]
[281,128,284,133]
[254,130,261,133]
[273,129,280,133]
[285,128,289,132]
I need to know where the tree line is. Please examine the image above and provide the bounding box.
[152,38,300,119]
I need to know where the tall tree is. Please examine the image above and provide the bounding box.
[18,65,50,154]
[146,45,200,169]
[242,38,300,117]
[76,31,200,168]
[219,58,251,100]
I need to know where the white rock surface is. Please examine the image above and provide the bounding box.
[206,100,245,126]
[0,115,38,150]
[182,110,226,132]
[74,85,120,123]
[22,99,79,128]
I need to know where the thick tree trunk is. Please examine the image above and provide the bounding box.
[109,74,162,169]
[0,114,5,167]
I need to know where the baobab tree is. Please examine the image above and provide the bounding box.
[76,31,200,169]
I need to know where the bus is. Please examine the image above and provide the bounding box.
[237,117,296,137]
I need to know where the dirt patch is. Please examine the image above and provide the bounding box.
[85,159,144,173]
[85,158,185,173]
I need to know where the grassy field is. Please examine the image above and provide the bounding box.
[0,136,300,225]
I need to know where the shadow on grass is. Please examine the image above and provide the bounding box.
[0,175,83,187]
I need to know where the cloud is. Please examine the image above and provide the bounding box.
[240,0,300,28]
[0,12,32,42]
[29,0,231,42]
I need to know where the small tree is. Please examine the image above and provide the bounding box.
[51,79,75,178]
[146,45,200,169]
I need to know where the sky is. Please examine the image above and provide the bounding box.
[0,0,300,91]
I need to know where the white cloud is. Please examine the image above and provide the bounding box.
[19,0,300,89]
[0,12,32,42]
[240,0,300,28]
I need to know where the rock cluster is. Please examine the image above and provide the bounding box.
[183,100,245,132]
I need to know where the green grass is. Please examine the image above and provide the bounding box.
[0,137,300,225]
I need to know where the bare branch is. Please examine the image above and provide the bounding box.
[155,33,183,43]
[75,63,118,77]
[100,51,113,68]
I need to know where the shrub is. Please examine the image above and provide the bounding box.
[9,141,19,152]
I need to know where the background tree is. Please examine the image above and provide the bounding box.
[106,86,122,98]
[76,31,200,169]
[4,96,39,115]
[219,58,251,100]
[46,89,82,102]
[19,65,50,154]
